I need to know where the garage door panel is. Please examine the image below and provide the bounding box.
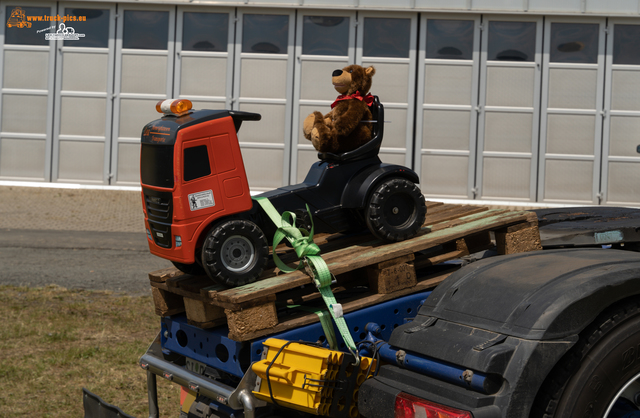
[482,157,530,199]
[422,109,470,150]
[238,103,286,143]
[367,62,410,104]
[240,59,288,99]
[424,64,473,105]
[180,56,227,97]
[546,114,595,155]
[484,112,533,153]
[3,50,49,90]
[539,18,604,203]
[609,116,640,157]
[240,147,284,189]
[0,138,46,179]
[60,97,107,137]
[121,55,168,95]
[61,52,109,92]
[421,154,469,197]
[116,142,141,183]
[548,68,598,109]
[58,141,104,181]
[383,108,408,149]
[607,161,640,204]
[611,70,640,111]
[545,159,594,201]
[486,66,535,108]
[2,94,48,134]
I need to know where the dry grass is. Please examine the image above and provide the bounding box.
[0,285,180,417]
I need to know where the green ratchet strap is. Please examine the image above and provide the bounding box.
[287,305,338,350]
[253,196,359,363]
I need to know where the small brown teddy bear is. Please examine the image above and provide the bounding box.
[303,65,376,154]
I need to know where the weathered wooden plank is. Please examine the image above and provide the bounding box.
[149,267,184,283]
[150,280,208,302]
[424,203,465,216]
[423,205,487,226]
[495,214,542,255]
[184,298,225,323]
[226,303,279,340]
[428,209,511,233]
[366,256,417,294]
[151,286,185,316]
[216,209,532,304]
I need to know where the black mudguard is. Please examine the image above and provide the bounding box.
[360,248,640,418]
[340,163,420,209]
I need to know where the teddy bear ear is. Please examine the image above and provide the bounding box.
[365,66,376,76]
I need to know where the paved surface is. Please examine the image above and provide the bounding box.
[0,185,172,295]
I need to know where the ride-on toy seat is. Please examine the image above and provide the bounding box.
[317,96,384,164]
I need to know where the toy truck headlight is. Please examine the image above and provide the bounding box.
[156,99,192,116]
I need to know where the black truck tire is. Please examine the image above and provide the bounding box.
[531,297,640,418]
[171,261,206,276]
[365,177,426,242]
[201,219,269,287]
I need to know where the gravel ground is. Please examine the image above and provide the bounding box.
[0,186,171,295]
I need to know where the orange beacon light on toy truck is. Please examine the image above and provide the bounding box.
[140,99,261,276]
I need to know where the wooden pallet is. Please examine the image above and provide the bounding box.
[149,202,542,342]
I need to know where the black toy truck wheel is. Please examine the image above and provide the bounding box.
[365,177,427,242]
[171,261,205,276]
[531,297,640,418]
[201,219,269,287]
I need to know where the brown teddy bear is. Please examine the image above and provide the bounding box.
[302,65,376,154]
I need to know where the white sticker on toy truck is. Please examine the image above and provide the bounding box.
[188,190,215,211]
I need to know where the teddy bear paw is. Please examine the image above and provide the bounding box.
[302,113,316,139]
[310,127,322,149]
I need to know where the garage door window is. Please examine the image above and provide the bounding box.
[242,14,289,54]
[550,23,599,64]
[363,17,411,58]
[123,10,169,50]
[5,6,50,45]
[183,12,228,52]
[488,21,536,62]
[426,19,474,60]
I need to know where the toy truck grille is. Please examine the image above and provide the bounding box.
[143,189,173,248]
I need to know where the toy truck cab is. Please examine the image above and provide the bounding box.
[140,106,260,272]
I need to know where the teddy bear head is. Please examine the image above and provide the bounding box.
[332,65,376,96]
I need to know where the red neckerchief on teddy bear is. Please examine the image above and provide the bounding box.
[331,91,374,109]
